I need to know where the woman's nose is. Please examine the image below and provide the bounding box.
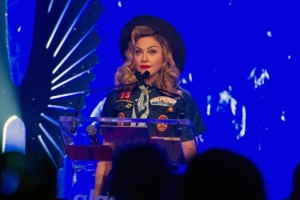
[142,53,148,62]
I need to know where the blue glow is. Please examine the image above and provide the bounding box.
[7,0,35,86]
[3,0,300,199]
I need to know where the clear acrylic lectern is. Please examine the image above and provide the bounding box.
[58,116,194,199]
[59,116,194,164]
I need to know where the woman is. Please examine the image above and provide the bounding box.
[93,15,206,199]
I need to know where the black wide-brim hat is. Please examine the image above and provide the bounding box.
[119,15,186,72]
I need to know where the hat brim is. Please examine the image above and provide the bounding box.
[119,15,186,72]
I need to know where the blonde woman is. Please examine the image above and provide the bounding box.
[93,15,206,199]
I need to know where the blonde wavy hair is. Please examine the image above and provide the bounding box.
[115,25,181,94]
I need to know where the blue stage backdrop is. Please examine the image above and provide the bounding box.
[1,0,299,200]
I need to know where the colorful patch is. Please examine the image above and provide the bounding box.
[157,115,168,132]
[120,92,131,99]
[118,112,125,126]
[118,112,125,118]
[125,103,133,109]
[168,106,174,112]
[150,96,177,106]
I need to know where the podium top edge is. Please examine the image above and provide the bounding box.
[59,116,192,125]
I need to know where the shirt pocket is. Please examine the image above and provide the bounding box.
[150,105,178,119]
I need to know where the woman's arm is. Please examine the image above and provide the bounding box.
[93,140,115,199]
[181,138,198,162]
[93,161,112,199]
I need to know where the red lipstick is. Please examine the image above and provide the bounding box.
[140,65,150,69]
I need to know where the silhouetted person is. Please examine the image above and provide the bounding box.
[107,144,175,200]
[285,163,300,200]
[0,151,58,200]
[180,148,266,200]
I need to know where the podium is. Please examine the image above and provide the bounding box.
[58,116,194,199]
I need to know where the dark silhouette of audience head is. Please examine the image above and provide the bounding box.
[180,148,266,200]
[287,162,300,200]
[0,151,57,200]
[108,143,173,200]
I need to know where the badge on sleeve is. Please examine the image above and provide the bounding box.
[120,92,131,99]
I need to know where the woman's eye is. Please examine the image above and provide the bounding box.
[149,49,157,54]
[134,49,143,56]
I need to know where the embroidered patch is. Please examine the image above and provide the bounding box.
[118,112,125,118]
[150,96,177,106]
[120,92,131,99]
[157,115,168,132]
[168,106,174,112]
[118,112,125,126]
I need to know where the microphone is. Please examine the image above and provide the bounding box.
[135,71,150,84]
[86,124,99,145]
[135,71,143,81]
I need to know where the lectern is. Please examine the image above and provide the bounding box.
[58,116,194,199]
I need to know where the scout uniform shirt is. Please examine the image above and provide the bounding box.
[100,84,206,142]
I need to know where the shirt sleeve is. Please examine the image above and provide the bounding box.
[181,89,206,136]
[100,90,117,117]
[90,97,107,117]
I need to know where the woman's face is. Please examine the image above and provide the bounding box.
[133,36,164,85]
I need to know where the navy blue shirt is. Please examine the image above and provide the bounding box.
[101,84,206,141]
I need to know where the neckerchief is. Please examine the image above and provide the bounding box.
[131,84,151,126]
